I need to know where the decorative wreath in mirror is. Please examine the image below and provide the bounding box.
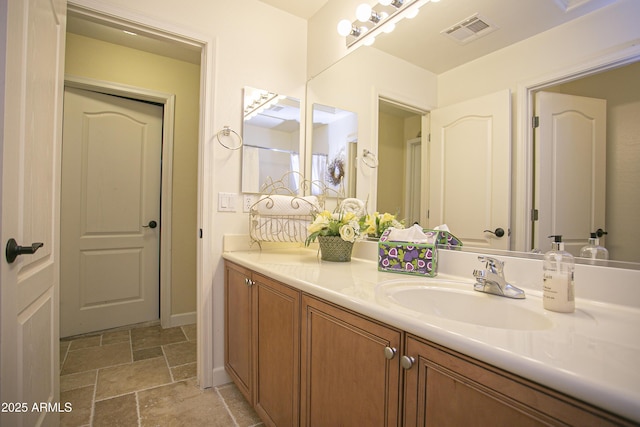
[327,157,345,186]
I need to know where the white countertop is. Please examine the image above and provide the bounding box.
[223,246,640,423]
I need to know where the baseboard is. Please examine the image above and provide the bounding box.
[212,366,232,387]
[167,311,196,328]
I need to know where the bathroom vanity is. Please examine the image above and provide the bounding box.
[223,243,640,426]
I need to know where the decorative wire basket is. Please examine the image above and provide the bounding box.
[318,236,354,262]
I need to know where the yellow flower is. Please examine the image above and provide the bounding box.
[308,215,329,234]
[381,212,395,224]
[364,215,377,234]
[319,210,333,219]
[342,211,356,222]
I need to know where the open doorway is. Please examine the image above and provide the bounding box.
[526,60,640,262]
[62,7,202,343]
[377,98,426,226]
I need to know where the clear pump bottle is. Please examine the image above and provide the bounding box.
[543,235,575,313]
[579,232,609,262]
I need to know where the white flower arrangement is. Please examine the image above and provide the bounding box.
[305,210,370,245]
[305,209,405,245]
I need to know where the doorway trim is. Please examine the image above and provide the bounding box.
[515,42,640,253]
[65,75,176,329]
[67,1,216,388]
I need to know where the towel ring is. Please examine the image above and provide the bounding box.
[217,126,243,150]
[361,149,378,168]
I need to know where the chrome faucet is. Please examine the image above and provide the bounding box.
[473,256,525,299]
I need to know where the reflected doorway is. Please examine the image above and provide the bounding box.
[529,61,640,262]
[377,99,425,225]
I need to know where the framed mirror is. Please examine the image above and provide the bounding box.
[310,103,358,197]
[241,86,301,193]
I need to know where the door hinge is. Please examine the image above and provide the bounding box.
[532,116,539,128]
[199,228,203,238]
[531,209,539,221]
[427,133,431,142]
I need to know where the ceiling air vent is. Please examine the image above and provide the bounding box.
[441,13,498,44]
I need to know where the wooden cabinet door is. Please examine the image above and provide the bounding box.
[403,336,632,427]
[225,262,254,404]
[253,273,300,427]
[301,295,402,427]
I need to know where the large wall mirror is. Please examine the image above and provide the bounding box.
[242,86,301,193]
[305,2,640,266]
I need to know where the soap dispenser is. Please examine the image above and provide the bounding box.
[543,235,575,313]
[579,232,609,261]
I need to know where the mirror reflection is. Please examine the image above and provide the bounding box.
[377,99,423,225]
[310,103,358,197]
[305,5,639,265]
[242,86,301,193]
[531,62,640,263]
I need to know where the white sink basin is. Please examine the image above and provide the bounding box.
[376,280,553,331]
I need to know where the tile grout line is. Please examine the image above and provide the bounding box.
[215,386,240,427]
[135,391,142,427]
[161,343,175,383]
[88,332,102,427]
[131,327,139,427]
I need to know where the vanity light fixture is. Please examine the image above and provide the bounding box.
[356,4,381,23]
[338,0,437,48]
[244,91,283,120]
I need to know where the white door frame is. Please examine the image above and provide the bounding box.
[64,75,175,330]
[404,137,421,225]
[516,44,640,253]
[67,1,216,388]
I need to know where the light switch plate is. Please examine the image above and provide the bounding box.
[218,192,237,212]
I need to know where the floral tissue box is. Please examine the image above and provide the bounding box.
[432,229,463,250]
[377,229,439,277]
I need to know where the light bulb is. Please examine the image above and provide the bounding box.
[405,8,419,19]
[337,19,353,36]
[356,3,372,22]
[364,36,375,46]
[383,23,395,33]
[379,0,392,5]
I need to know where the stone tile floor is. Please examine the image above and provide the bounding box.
[60,323,263,426]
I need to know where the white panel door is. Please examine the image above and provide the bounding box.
[430,90,511,250]
[534,92,606,255]
[0,0,66,425]
[60,87,162,337]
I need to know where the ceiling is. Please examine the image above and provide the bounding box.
[67,11,202,65]
[258,0,330,19]
[261,0,618,74]
[67,0,617,74]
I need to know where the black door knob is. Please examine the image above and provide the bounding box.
[483,228,505,238]
[143,220,158,229]
[5,238,44,263]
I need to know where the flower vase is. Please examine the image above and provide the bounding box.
[318,235,354,262]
